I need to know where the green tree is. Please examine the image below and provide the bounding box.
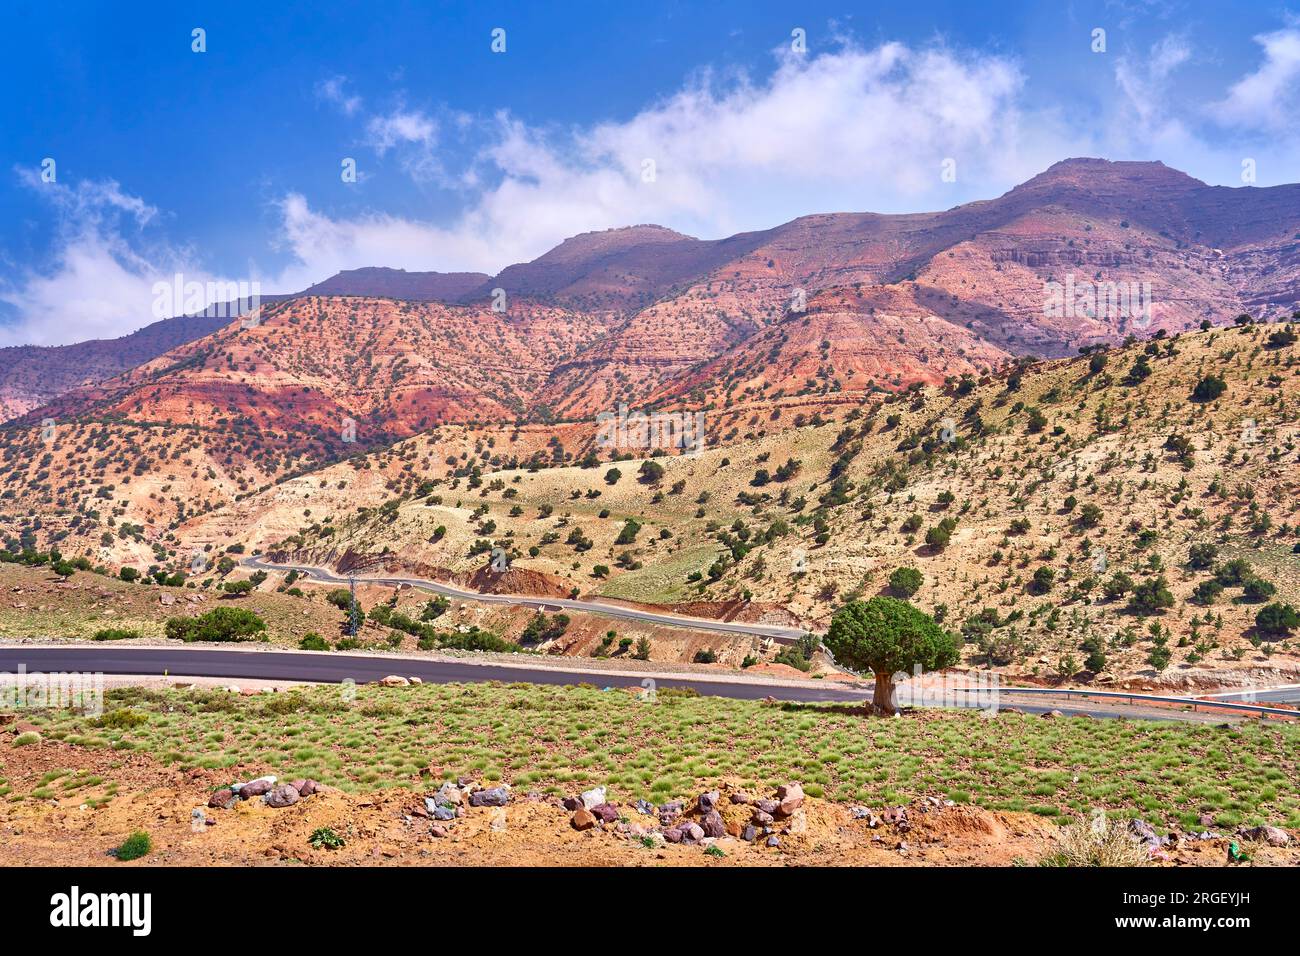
[1147,644,1172,672]
[638,460,665,484]
[1030,566,1056,594]
[1128,575,1174,616]
[1190,375,1227,403]
[1255,603,1299,637]
[824,597,959,714]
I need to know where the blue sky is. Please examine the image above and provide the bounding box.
[2,0,1299,345]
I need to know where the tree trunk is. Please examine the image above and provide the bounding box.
[873,672,899,715]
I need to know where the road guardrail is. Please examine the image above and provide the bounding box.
[954,685,1299,719]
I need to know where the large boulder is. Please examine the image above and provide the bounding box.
[378,675,410,687]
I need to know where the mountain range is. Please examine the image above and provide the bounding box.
[4,158,1298,426]
[2,157,1299,568]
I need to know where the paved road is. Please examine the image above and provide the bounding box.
[1195,685,1300,705]
[242,555,810,642]
[0,646,863,703]
[0,646,1221,720]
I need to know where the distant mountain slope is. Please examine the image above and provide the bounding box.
[0,312,232,421]
[297,266,490,301]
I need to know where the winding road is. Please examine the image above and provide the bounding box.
[241,555,810,642]
[3,645,1284,722]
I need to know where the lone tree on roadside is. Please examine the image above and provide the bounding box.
[824,596,960,715]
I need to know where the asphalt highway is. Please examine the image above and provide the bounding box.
[241,555,809,642]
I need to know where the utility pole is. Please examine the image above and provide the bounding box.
[348,574,360,637]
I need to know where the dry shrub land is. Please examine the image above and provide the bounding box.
[1,321,1297,685]
[1,680,1297,867]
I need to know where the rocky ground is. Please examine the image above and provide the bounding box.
[1,723,1295,868]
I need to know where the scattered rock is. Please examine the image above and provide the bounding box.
[468,787,510,808]
[208,788,237,810]
[1243,825,1290,847]
[571,808,597,831]
[1041,709,1064,719]
[1129,819,1161,845]
[730,791,750,805]
[634,799,656,815]
[741,824,758,842]
[236,776,276,798]
[765,835,781,848]
[562,796,583,812]
[850,806,880,827]
[580,786,607,810]
[591,803,620,824]
[663,827,683,844]
[264,784,300,809]
[700,810,726,839]
[680,823,705,844]
[429,824,449,838]
[378,675,410,687]
[776,782,804,816]
[751,810,775,826]
[698,790,720,812]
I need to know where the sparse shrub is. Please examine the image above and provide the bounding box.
[888,566,923,598]
[93,628,140,642]
[308,827,345,850]
[114,831,153,861]
[298,632,330,651]
[1040,815,1150,867]
[165,607,267,643]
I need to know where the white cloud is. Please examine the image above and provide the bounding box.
[1115,34,1191,129]
[269,41,1059,285]
[365,109,437,154]
[1211,27,1300,130]
[10,33,1300,348]
[364,107,447,183]
[0,171,247,347]
[315,75,362,116]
